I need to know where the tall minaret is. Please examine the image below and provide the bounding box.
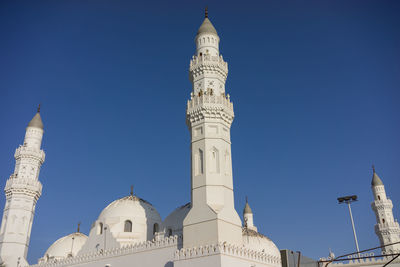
[183,9,243,248]
[0,106,45,267]
[370,166,400,254]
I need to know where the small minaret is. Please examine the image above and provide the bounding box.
[243,197,257,231]
[183,9,242,248]
[370,166,400,254]
[0,106,45,267]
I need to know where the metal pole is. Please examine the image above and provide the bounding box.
[347,202,360,258]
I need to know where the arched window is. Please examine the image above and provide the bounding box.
[382,218,385,223]
[124,220,132,232]
[167,228,172,237]
[378,195,381,200]
[153,223,159,235]
[98,222,103,235]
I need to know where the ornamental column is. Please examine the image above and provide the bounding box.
[183,10,242,248]
[0,107,45,267]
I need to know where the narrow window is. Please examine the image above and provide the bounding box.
[168,228,172,237]
[153,223,159,235]
[98,222,103,235]
[124,220,132,232]
[199,149,204,174]
[382,218,385,223]
[378,195,381,200]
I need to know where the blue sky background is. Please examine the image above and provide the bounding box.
[0,0,399,263]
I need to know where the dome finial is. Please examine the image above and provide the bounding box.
[372,164,375,173]
[37,103,41,113]
[77,222,81,233]
[245,196,248,203]
[205,7,208,18]
[130,185,134,196]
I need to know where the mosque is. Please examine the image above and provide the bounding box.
[0,9,399,267]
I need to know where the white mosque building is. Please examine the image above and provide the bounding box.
[0,10,399,267]
[0,11,282,267]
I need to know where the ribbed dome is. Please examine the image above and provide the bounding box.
[42,232,87,262]
[242,228,281,259]
[28,112,44,129]
[197,18,218,36]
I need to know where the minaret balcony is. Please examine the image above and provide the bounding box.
[375,221,400,232]
[15,145,45,162]
[186,93,234,125]
[5,177,42,200]
[189,54,228,73]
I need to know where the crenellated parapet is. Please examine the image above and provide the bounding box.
[5,177,42,201]
[186,93,234,126]
[31,235,181,267]
[175,242,281,267]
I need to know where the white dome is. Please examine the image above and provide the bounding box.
[40,232,87,263]
[242,228,281,259]
[163,203,190,236]
[96,195,162,245]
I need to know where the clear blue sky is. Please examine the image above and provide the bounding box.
[0,0,399,263]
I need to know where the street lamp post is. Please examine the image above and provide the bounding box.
[337,195,360,258]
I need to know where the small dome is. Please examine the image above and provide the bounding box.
[41,232,87,262]
[242,228,281,259]
[197,18,218,36]
[163,203,190,236]
[97,195,162,245]
[28,112,44,129]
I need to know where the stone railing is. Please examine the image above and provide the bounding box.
[189,54,228,73]
[15,146,45,163]
[30,235,181,267]
[187,94,233,110]
[174,242,281,266]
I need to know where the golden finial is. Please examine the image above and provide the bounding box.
[372,165,375,173]
[37,104,41,113]
[205,7,208,18]
[77,222,81,233]
[130,185,134,196]
[245,196,248,203]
